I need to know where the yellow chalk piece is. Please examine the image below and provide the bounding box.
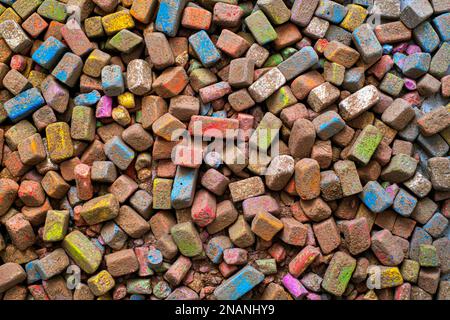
[88,270,115,296]
[102,11,135,36]
[118,92,135,109]
[46,122,74,163]
[340,4,367,32]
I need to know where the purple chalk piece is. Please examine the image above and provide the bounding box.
[404,78,417,91]
[282,273,309,299]
[406,45,422,55]
[393,43,408,54]
[96,96,113,118]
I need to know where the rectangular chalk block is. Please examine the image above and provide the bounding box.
[214,265,264,300]
[277,46,319,81]
[4,88,45,122]
[171,166,198,209]
[31,36,67,70]
[155,0,186,37]
[245,10,277,45]
[62,230,102,274]
[188,30,221,67]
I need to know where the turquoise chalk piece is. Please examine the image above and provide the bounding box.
[171,166,198,209]
[383,44,393,55]
[315,0,348,24]
[413,22,440,53]
[214,265,264,300]
[359,181,393,213]
[155,0,187,37]
[147,248,163,266]
[4,88,45,122]
[104,136,135,170]
[432,13,450,42]
[130,294,145,300]
[25,260,41,284]
[32,36,67,70]
[402,52,431,79]
[188,30,221,67]
[212,110,227,118]
[393,188,417,217]
[394,52,407,69]
[74,90,101,106]
[102,65,125,97]
[316,112,345,140]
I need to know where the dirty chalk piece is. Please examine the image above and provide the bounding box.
[0,0,448,302]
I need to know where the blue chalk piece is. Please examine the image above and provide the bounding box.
[402,52,431,79]
[413,22,440,53]
[212,110,227,118]
[393,52,407,70]
[214,265,265,300]
[102,65,125,97]
[147,248,163,266]
[74,90,101,106]
[383,44,393,55]
[155,0,186,37]
[0,0,16,5]
[432,13,450,42]
[4,88,45,122]
[25,260,41,284]
[171,166,198,209]
[32,36,67,70]
[315,0,348,24]
[315,111,345,140]
[130,294,145,300]
[91,238,105,255]
[104,136,135,170]
[200,102,212,116]
[423,212,448,238]
[359,181,393,213]
[393,188,417,217]
[188,30,221,68]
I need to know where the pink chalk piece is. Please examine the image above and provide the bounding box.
[96,95,113,118]
[223,248,248,265]
[10,55,27,71]
[242,195,280,220]
[191,189,216,227]
[188,115,239,138]
[199,81,232,103]
[307,292,322,300]
[402,91,422,106]
[282,273,309,299]
[404,78,417,91]
[406,44,421,55]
